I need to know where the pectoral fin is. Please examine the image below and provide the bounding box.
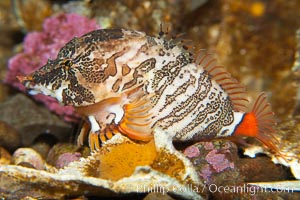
[117,94,154,141]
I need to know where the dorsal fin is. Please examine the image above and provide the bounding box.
[158,24,196,55]
[195,50,249,112]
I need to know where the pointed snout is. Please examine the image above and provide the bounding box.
[16,75,35,89]
[17,74,33,83]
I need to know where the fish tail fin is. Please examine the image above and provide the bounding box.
[234,93,279,152]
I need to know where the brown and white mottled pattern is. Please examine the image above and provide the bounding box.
[20,28,248,149]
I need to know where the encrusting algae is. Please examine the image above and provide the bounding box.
[87,139,157,181]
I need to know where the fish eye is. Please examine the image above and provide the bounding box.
[64,59,73,66]
[63,59,73,67]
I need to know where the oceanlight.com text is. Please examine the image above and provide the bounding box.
[206,183,295,195]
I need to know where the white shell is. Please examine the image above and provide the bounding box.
[244,126,300,180]
[0,127,205,199]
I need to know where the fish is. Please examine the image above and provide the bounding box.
[18,28,277,152]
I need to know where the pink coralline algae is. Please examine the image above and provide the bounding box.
[5,13,100,122]
[205,149,235,173]
[183,145,200,158]
[184,141,238,182]
[198,164,212,181]
[203,142,214,150]
[56,152,81,169]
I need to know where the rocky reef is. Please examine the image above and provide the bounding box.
[1,0,300,199]
[0,128,205,199]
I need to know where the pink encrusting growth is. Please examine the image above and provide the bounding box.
[5,13,100,122]
[205,149,235,173]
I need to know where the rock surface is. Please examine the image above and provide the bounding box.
[0,146,11,165]
[0,120,21,151]
[0,94,72,146]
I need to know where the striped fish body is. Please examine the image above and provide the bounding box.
[19,29,277,151]
[149,62,242,142]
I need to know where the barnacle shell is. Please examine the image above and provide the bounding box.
[244,118,300,180]
[0,127,205,199]
[245,146,300,180]
[12,148,45,170]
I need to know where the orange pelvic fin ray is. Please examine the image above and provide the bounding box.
[99,132,107,143]
[77,120,90,147]
[234,93,279,153]
[88,131,101,152]
[104,128,114,139]
[87,125,120,151]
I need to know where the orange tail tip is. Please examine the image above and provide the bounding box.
[234,93,278,152]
